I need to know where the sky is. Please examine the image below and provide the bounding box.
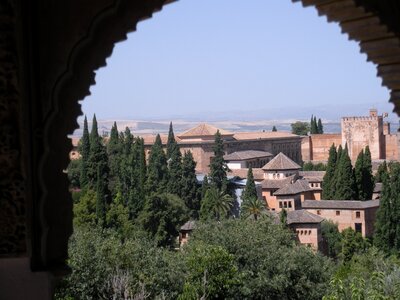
[80,0,397,122]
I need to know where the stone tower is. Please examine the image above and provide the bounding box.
[341,109,385,161]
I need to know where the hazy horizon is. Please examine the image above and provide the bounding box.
[79,0,397,124]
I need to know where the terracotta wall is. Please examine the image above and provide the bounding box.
[301,134,342,162]
[291,224,321,250]
[385,134,400,160]
[304,208,375,238]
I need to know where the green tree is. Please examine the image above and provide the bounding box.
[374,162,400,253]
[138,193,189,247]
[180,243,239,299]
[280,208,288,226]
[272,125,277,132]
[107,121,122,195]
[181,151,199,218]
[127,137,147,219]
[201,175,210,200]
[73,189,97,227]
[241,167,257,202]
[362,146,374,200]
[67,158,81,189]
[166,122,183,195]
[375,160,388,183]
[311,115,318,134]
[87,114,107,187]
[334,145,355,200]
[240,197,265,220]
[354,149,364,200]
[209,130,229,190]
[106,191,133,236]
[317,118,324,134]
[146,134,168,194]
[321,221,342,259]
[96,163,110,226]
[291,121,310,136]
[200,187,233,221]
[79,115,90,188]
[322,144,337,200]
[340,227,368,262]
[190,219,334,299]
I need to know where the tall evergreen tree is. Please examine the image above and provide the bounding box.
[122,127,133,156]
[354,150,364,200]
[375,161,388,183]
[87,114,107,187]
[242,167,257,202]
[374,163,400,253]
[127,137,147,219]
[166,122,182,195]
[209,130,229,190]
[272,126,277,132]
[317,118,324,134]
[311,115,318,134]
[79,115,90,188]
[181,151,199,218]
[362,146,374,200]
[334,145,355,200]
[107,122,121,195]
[96,159,110,226]
[146,134,168,193]
[322,144,337,199]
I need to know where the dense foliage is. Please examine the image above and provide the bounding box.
[322,144,374,200]
[310,115,324,134]
[291,121,310,136]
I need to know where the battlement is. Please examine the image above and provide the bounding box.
[342,116,380,122]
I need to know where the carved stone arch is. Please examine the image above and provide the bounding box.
[35,0,175,272]
[33,0,400,273]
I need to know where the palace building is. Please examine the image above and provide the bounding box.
[142,123,302,173]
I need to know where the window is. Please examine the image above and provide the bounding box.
[309,230,311,235]
[336,211,340,216]
[284,201,287,208]
[270,191,273,196]
[356,211,361,218]
[317,210,321,215]
[279,202,282,208]
[288,201,292,208]
[355,223,362,234]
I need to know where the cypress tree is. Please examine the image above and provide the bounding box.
[374,163,400,253]
[311,115,318,134]
[96,156,110,226]
[242,167,257,202]
[107,122,121,195]
[272,126,277,132]
[362,146,374,200]
[127,137,147,219]
[87,114,107,187]
[166,122,182,195]
[209,130,229,190]
[310,115,315,134]
[317,118,323,134]
[334,145,355,200]
[146,134,168,193]
[354,149,364,200]
[375,161,388,183]
[79,115,90,188]
[181,151,199,218]
[123,127,133,156]
[322,144,337,199]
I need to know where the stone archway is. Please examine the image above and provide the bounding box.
[2,0,400,298]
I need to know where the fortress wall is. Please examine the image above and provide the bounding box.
[308,134,342,162]
[341,116,383,161]
[385,134,400,160]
